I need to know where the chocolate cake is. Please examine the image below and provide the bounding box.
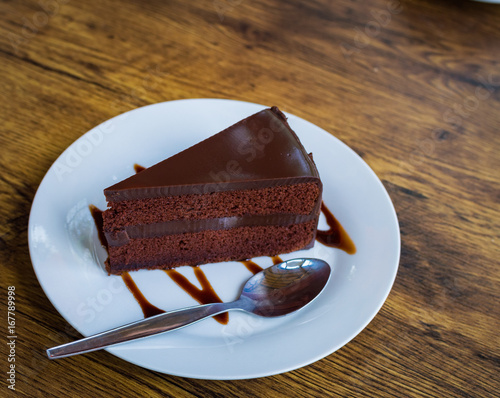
[102,107,322,275]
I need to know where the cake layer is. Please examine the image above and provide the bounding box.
[105,220,318,274]
[104,212,319,246]
[103,183,320,227]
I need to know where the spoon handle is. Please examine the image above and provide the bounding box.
[47,300,243,359]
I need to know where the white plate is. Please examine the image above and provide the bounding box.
[28,99,400,379]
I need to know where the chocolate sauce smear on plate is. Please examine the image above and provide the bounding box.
[89,205,107,249]
[271,256,283,265]
[133,164,146,173]
[121,272,165,318]
[240,255,283,275]
[316,202,356,254]
[240,259,263,275]
[165,268,228,325]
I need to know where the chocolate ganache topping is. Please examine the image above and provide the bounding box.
[104,107,320,201]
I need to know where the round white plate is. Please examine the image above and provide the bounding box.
[28,99,400,379]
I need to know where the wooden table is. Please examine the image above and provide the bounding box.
[1,0,499,396]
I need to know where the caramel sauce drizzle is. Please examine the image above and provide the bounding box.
[316,202,356,254]
[164,268,228,325]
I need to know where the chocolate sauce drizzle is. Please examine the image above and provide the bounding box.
[121,272,165,318]
[88,205,107,250]
[316,202,356,254]
[133,164,146,173]
[164,268,228,325]
[271,255,283,265]
[240,259,263,275]
[240,255,283,275]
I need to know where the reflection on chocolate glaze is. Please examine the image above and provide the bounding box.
[165,267,228,325]
[316,202,356,254]
[121,272,165,318]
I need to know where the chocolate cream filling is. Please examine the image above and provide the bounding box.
[105,205,320,246]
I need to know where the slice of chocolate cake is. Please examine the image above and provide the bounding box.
[102,106,322,274]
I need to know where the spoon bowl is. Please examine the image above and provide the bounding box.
[47,258,331,359]
[242,258,331,317]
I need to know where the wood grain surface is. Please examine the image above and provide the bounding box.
[1,0,499,396]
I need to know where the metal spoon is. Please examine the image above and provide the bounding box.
[47,258,331,359]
